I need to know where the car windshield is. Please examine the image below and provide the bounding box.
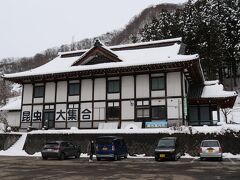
[158,139,175,147]
[201,141,219,147]
[96,138,114,145]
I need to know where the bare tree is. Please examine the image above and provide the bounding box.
[221,108,232,123]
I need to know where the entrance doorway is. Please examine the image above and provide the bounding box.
[43,111,55,129]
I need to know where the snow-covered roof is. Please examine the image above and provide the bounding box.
[3,37,199,79]
[0,96,21,111]
[201,81,237,98]
[58,37,182,55]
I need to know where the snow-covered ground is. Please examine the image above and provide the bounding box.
[0,133,40,157]
[26,124,240,135]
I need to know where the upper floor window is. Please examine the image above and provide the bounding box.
[68,83,80,96]
[34,85,44,98]
[151,77,165,91]
[107,80,120,93]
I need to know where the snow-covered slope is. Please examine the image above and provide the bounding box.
[0,133,40,156]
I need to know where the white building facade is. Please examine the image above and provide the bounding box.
[3,38,237,130]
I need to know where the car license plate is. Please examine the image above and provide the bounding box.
[160,154,165,158]
[102,147,108,150]
[208,149,213,153]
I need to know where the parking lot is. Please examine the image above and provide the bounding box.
[0,156,239,180]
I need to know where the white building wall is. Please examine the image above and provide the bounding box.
[167,72,181,96]
[32,105,43,120]
[45,82,55,103]
[136,75,149,98]
[55,104,67,122]
[122,76,134,99]
[68,96,79,102]
[121,101,134,120]
[56,81,67,102]
[80,102,92,121]
[33,98,43,104]
[81,79,93,101]
[23,84,33,104]
[151,91,165,97]
[94,78,106,100]
[94,102,105,120]
[151,99,165,106]
[167,98,182,119]
[107,93,120,100]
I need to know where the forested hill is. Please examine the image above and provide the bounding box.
[0,3,182,75]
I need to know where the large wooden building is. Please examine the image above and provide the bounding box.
[2,38,237,130]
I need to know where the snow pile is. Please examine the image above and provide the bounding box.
[0,96,21,111]
[191,124,240,135]
[223,153,240,159]
[27,124,240,135]
[181,153,198,159]
[202,81,237,98]
[0,133,40,157]
[128,154,154,159]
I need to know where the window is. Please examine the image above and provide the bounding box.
[108,80,120,93]
[152,106,166,120]
[34,85,44,98]
[136,108,150,118]
[107,101,120,119]
[107,107,120,119]
[68,83,80,96]
[151,77,165,90]
[136,100,150,121]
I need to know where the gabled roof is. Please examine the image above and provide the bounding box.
[72,40,122,66]
[2,37,202,84]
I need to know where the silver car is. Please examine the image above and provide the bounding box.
[199,140,222,161]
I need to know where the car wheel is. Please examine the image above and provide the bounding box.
[97,157,101,161]
[42,156,48,160]
[59,153,65,160]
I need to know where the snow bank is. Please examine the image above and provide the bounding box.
[28,124,240,135]
[223,153,240,159]
[0,133,40,157]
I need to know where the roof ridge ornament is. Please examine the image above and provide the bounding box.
[94,39,103,47]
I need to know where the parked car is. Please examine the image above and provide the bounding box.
[199,140,222,161]
[95,136,128,161]
[41,141,81,160]
[154,137,181,161]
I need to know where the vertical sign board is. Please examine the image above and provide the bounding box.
[184,97,188,119]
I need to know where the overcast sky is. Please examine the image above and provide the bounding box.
[0,0,187,59]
